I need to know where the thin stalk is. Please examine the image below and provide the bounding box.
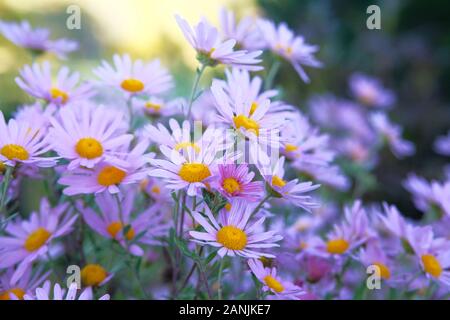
[250,194,271,217]
[264,59,281,91]
[0,166,13,215]
[217,258,225,300]
[186,64,207,120]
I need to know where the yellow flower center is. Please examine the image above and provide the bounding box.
[224,203,232,211]
[97,166,126,186]
[145,102,162,112]
[179,163,211,183]
[0,288,26,300]
[216,225,247,250]
[24,227,51,252]
[421,254,442,278]
[249,102,258,115]
[106,221,135,240]
[263,275,285,293]
[271,175,286,188]
[75,138,103,159]
[151,185,161,194]
[233,115,259,136]
[50,87,69,104]
[174,142,200,153]
[373,262,391,279]
[1,144,29,161]
[326,238,349,255]
[121,78,144,93]
[81,264,108,287]
[222,178,241,194]
[285,144,298,153]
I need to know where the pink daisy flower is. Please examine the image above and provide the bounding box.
[248,259,305,299]
[257,19,322,83]
[49,103,133,170]
[213,164,263,202]
[175,15,262,70]
[259,156,320,211]
[0,266,49,300]
[0,198,77,284]
[189,200,282,258]
[24,281,110,300]
[15,62,93,107]
[58,140,153,195]
[0,20,77,59]
[0,111,57,168]
[93,54,173,98]
[132,96,184,118]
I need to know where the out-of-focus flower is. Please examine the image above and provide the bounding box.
[49,103,133,170]
[0,198,76,284]
[434,131,450,156]
[260,156,320,211]
[80,192,164,256]
[407,226,450,286]
[58,141,152,195]
[16,62,93,107]
[319,201,372,256]
[357,240,393,281]
[14,102,54,133]
[370,112,415,158]
[258,19,322,82]
[0,111,57,168]
[377,202,410,240]
[24,281,110,300]
[0,266,49,300]
[212,164,263,202]
[93,54,173,98]
[133,96,184,118]
[219,8,263,50]
[0,20,77,59]
[403,174,450,217]
[248,259,305,299]
[189,200,282,258]
[349,73,395,108]
[175,15,262,70]
[80,264,113,288]
[281,112,334,166]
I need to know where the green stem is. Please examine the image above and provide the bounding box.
[250,194,271,217]
[264,59,281,91]
[217,258,225,300]
[186,64,207,120]
[0,166,13,215]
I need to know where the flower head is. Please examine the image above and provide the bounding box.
[49,103,133,170]
[189,200,282,258]
[24,281,110,300]
[258,19,322,82]
[248,259,305,299]
[0,111,57,168]
[0,198,76,284]
[0,266,49,300]
[93,54,173,98]
[175,15,262,70]
[349,73,395,108]
[0,20,77,58]
[16,62,93,107]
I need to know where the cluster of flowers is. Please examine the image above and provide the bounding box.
[0,8,449,300]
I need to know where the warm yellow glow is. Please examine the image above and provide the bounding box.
[2,0,258,68]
